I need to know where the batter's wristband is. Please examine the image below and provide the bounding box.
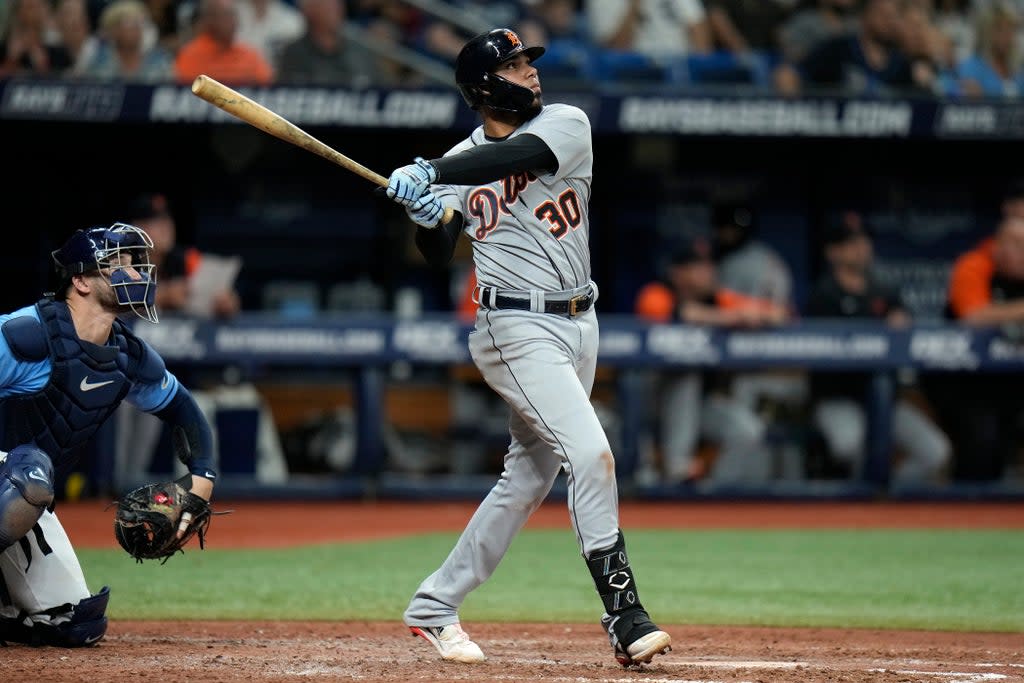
[424,159,441,183]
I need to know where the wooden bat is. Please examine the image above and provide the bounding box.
[190,74,453,224]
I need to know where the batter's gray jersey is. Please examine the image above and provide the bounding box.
[433,103,593,292]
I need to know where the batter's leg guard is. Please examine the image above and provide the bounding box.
[0,445,55,552]
[586,530,671,666]
[0,586,110,647]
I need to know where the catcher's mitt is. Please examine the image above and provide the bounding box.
[113,479,214,564]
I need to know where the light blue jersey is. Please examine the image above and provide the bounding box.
[0,305,180,413]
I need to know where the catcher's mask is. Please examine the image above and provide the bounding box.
[455,28,545,114]
[52,223,159,323]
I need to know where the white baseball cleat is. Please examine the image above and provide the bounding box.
[603,609,672,667]
[409,623,486,663]
[618,629,672,666]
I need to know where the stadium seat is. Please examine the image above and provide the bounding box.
[261,280,321,318]
[326,279,387,313]
[537,39,594,85]
[678,51,756,86]
[590,50,668,85]
[660,50,779,88]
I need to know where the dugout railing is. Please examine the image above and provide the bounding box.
[81,313,1024,502]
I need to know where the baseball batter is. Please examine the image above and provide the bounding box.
[383,28,672,667]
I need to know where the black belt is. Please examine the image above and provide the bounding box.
[478,287,594,316]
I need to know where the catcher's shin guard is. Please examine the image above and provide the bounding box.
[0,445,54,552]
[0,586,110,647]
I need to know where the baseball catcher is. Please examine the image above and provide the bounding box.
[113,474,216,563]
[0,223,218,647]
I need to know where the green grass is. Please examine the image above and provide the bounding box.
[79,529,1024,632]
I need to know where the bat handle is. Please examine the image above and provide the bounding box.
[441,206,455,225]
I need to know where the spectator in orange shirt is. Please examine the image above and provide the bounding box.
[174,0,274,85]
[635,238,788,327]
[633,237,787,486]
[113,192,289,493]
[947,216,1024,327]
[928,191,1024,481]
[1001,179,1024,220]
[126,192,242,319]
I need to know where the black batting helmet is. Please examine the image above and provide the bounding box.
[455,28,545,113]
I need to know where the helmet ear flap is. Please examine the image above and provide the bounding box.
[458,83,486,110]
[481,75,537,113]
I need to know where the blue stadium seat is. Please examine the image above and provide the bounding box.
[538,39,594,84]
[261,280,321,318]
[664,50,780,88]
[679,51,756,86]
[590,50,668,85]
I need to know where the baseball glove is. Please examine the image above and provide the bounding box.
[113,479,214,564]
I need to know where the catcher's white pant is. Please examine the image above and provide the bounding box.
[0,507,90,626]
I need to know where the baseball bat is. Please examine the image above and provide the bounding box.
[190,74,453,224]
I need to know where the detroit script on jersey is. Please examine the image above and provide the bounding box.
[435,104,595,293]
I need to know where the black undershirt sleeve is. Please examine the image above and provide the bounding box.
[430,133,558,185]
[152,385,217,480]
[415,213,464,268]
[413,134,557,266]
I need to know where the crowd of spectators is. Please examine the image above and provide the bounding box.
[0,0,1022,96]
[3,0,1021,488]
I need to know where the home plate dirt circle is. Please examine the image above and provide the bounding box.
[3,621,1021,683]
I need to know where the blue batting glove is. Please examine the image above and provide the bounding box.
[406,191,445,229]
[385,157,438,207]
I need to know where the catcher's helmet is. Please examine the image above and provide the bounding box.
[52,222,159,322]
[455,28,545,113]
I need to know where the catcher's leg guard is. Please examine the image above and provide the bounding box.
[0,586,110,647]
[586,530,670,666]
[0,445,55,552]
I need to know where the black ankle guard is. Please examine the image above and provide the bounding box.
[586,530,642,614]
[0,587,109,647]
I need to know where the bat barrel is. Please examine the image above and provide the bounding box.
[189,75,455,225]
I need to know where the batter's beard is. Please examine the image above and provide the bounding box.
[522,97,544,120]
[490,97,544,126]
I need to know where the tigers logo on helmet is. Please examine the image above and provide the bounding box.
[505,30,522,49]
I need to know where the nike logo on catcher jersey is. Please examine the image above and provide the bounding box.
[80,376,115,392]
[27,467,49,483]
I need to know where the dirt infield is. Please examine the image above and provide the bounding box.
[6,500,1023,682]
[6,620,1023,683]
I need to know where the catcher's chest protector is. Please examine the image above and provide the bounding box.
[0,299,136,475]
